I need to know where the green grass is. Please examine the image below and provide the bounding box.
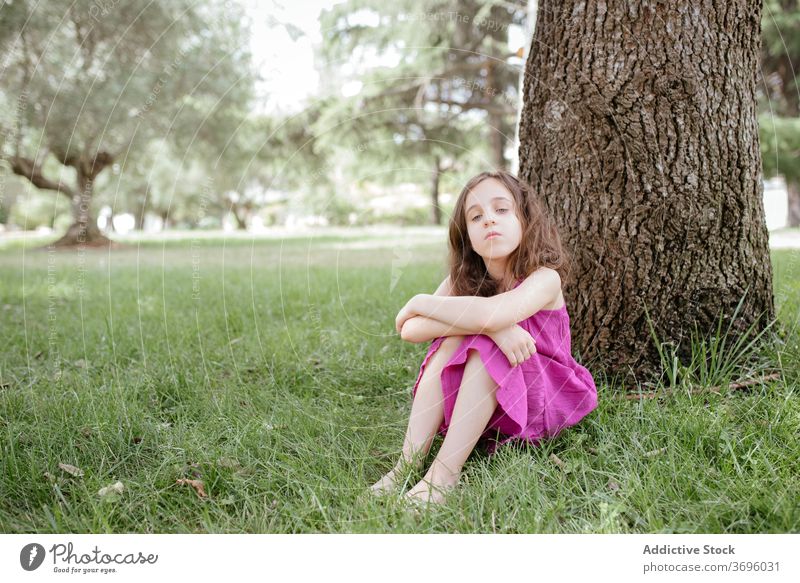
[0,234,798,533]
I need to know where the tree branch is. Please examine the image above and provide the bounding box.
[9,155,75,198]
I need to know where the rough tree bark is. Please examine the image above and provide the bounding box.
[517,0,776,387]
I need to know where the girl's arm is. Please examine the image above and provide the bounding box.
[400,275,490,343]
[400,315,484,344]
[409,267,562,333]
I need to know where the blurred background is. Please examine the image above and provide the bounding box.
[0,0,797,244]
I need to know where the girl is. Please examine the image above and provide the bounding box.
[370,170,598,509]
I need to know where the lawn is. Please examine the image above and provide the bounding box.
[1,231,798,533]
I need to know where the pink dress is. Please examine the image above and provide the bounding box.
[411,279,598,455]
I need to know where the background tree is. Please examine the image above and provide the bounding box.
[518,0,776,387]
[312,92,484,225]
[0,0,256,246]
[209,110,319,230]
[318,0,527,223]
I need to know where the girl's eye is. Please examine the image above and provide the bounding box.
[471,208,508,222]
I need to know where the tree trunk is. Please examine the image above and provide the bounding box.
[486,62,506,170]
[787,180,800,228]
[105,209,116,233]
[231,204,248,230]
[430,156,442,225]
[50,169,111,247]
[160,210,171,230]
[135,191,148,230]
[517,0,776,388]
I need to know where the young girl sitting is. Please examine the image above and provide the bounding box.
[370,170,598,509]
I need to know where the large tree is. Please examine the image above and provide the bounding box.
[0,0,255,246]
[518,0,776,387]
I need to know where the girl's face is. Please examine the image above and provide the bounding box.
[463,178,522,261]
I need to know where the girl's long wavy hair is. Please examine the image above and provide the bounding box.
[448,170,571,297]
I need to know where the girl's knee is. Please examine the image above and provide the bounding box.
[464,349,494,380]
[440,335,464,347]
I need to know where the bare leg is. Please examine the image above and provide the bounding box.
[369,336,464,495]
[404,349,498,506]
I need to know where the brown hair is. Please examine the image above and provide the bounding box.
[447,170,570,297]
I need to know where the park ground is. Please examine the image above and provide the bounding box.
[0,227,798,533]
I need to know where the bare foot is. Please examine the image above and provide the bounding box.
[369,466,403,497]
[403,465,459,507]
[369,457,423,497]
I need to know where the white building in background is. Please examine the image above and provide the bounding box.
[763,176,789,231]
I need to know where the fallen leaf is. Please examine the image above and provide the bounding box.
[98,481,125,497]
[608,480,620,491]
[58,463,84,477]
[176,478,207,498]
[644,447,668,458]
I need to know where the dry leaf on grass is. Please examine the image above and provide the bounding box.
[549,453,566,469]
[58,463,84,477]
[176,478,207,498]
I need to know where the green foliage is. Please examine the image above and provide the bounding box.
[760,115,800,184]
[761,0,800,116]
[312,0,527,220]
[0,0,257,227]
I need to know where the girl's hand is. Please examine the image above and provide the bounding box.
[395,295,422,334]
[488,325,537,367]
